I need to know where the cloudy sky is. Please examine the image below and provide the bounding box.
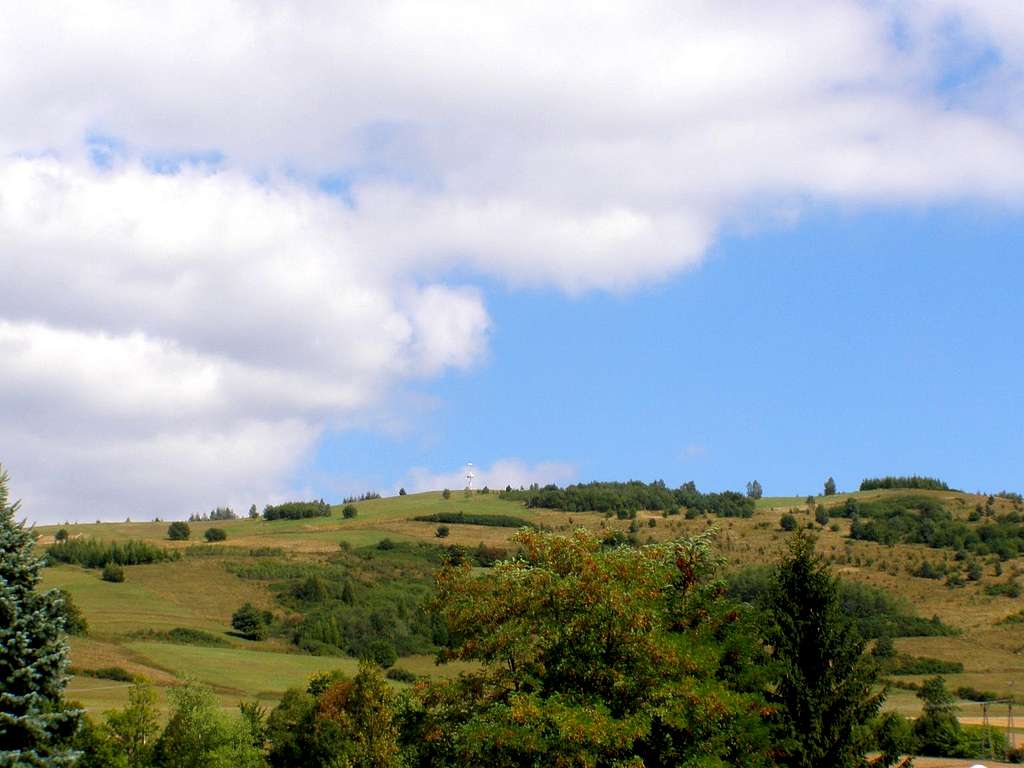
[2,1,1023,522]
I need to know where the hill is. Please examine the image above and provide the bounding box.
[37,485,1024,744]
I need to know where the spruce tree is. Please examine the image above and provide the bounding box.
[0,466,80,766]
[765,531,884,767]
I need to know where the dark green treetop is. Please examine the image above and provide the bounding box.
[0,466,81,766]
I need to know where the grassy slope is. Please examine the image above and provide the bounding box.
[38,488,1024,725]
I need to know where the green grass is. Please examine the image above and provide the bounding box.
[37,487,1024,731]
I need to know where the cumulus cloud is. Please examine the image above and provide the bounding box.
[405,459,578,495]
[1,1,1023,518]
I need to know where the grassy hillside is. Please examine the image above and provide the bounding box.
[37,487,1024,735]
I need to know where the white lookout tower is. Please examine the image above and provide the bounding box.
[464,462,475,490]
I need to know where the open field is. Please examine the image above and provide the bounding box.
[36,488,1024,736]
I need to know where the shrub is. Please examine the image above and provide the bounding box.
[101,562,125,582]
[815,505,830,526]
[203,527,227,542]
[232,602,267,640]
[56,588,88,635]
[779,513,798,531]
[412,512,534,528]
[435,525,450,538]
[985,579,1022,598]
[72,666,136,683]
[342,504,357,519]
[54,528,68,542]
[167,521,190,541]
[385,666,417,683]
[442,488,451,500]
[398,487,407,496]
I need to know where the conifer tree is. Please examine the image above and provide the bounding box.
[765,531,884,767]
[0,466,80,766]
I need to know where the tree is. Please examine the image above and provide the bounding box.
[815,505,830,527]
[0,465,81,766]
[780,513,798,531]
[54,529,68,542]
[764,532,884,767]
[167,522,190,541]
[824,477,837,496]
[248,504,258,519]
[153,682,263,768]
[912,676,962,757]
[441,488,451,500]
[342,504,357,519]
[55,589,87,636]
[102,563,126,583]
[231,603,267,641]
[203,528,227,543]
[104,682,160,768]
[398,488,407,496]
[416,528,774,766]
[746,480,763,500]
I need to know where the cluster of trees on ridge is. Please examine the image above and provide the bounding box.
[500,479,755,517]
[262,500,331,521]
[859,475,951,492]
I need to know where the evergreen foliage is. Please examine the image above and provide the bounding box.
[101,563,126,583]
[746,479,763,499]
[166,522,190,541]
[203,528,227,543]
[231,603,267,641]
[411,512,533,528]
[764,532,884,767]
[262,501,331,521]
[824,476,837,496]
[46,538,177,569]
[0,466,81,766]
[859,476,950,492]
[500,479,756,517]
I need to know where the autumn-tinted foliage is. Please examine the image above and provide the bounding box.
[412,527,773,767]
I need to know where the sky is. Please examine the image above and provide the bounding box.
[1,2,1022,522]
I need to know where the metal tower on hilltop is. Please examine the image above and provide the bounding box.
[465,462,475,490]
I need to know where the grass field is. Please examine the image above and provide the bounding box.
[36,488,1024,731]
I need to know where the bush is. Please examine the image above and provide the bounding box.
[101,562,125,583]
[54,528,68,542]
[72,666,135,683]
[412,512,534,529]
[203,527,227,542]
[780,513,798,531]
[377,538,395,550]
[232,602,267,640]
[167,521,190,541]
[385,666,417,683]
[435,525,450,538]
[986,579,1022,598]
[398,487,407,496]
[442,488,451,500]
[815,505,830,526]
[56,588,88,635]
[342,504,358,519]
[133,627,231,647]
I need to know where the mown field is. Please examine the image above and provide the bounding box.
[37,487,1024,746]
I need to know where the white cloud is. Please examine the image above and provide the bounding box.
[405,459,578,494]
[1,1,1023,519]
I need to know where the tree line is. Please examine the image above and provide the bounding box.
[500,479,755,517]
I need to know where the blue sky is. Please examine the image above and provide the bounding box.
[2,2,1024,521]
[307,206,1024,499]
